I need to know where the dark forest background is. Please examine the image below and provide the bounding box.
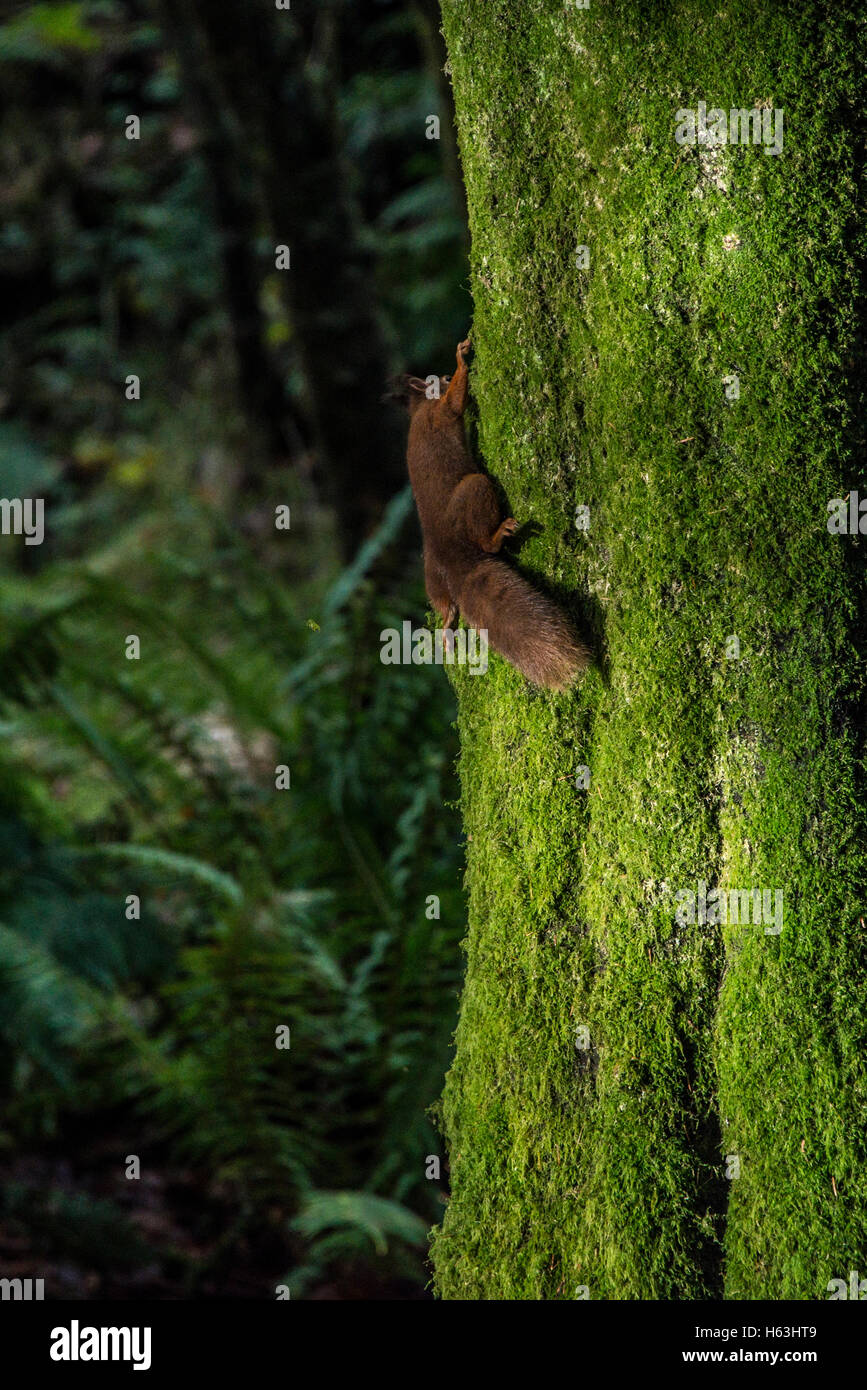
[0,0,469,1299]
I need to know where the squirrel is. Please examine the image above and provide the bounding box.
[397,337,591,690]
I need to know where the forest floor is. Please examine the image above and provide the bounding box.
[1,1125,427,1299]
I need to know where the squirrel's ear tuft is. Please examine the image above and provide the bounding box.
[381,374,429,409]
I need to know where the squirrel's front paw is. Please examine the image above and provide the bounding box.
[457,337,472,365]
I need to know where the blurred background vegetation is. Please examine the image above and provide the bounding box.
[0,0,469,1298]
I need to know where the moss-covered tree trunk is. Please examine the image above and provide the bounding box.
[431,0,867,1300]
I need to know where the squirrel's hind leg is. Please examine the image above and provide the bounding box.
[424,548,457,628]
[447,473,519,553]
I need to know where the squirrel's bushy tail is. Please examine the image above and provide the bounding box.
[458,559,591,691]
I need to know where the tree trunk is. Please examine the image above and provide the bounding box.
[432,0,867,1300]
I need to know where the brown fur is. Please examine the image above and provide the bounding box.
[400,338,591,690]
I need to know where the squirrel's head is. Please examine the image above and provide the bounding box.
[384,374,452,419]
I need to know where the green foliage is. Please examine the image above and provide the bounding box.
[338,7,469,365]
[0,3,102,62]
[2,1184,152,1269]
[0,474,463,1290]
[286,1189,429,1295]
[0,0,469,1298]
[0,422,63,495]
[0,0,466,456]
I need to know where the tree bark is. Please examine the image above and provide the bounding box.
[432,0,867,1300]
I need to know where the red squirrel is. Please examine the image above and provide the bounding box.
[399,338,591,690]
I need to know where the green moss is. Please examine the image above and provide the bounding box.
[431,0,867,1299]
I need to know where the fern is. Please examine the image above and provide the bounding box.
[0,488,464,1285]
